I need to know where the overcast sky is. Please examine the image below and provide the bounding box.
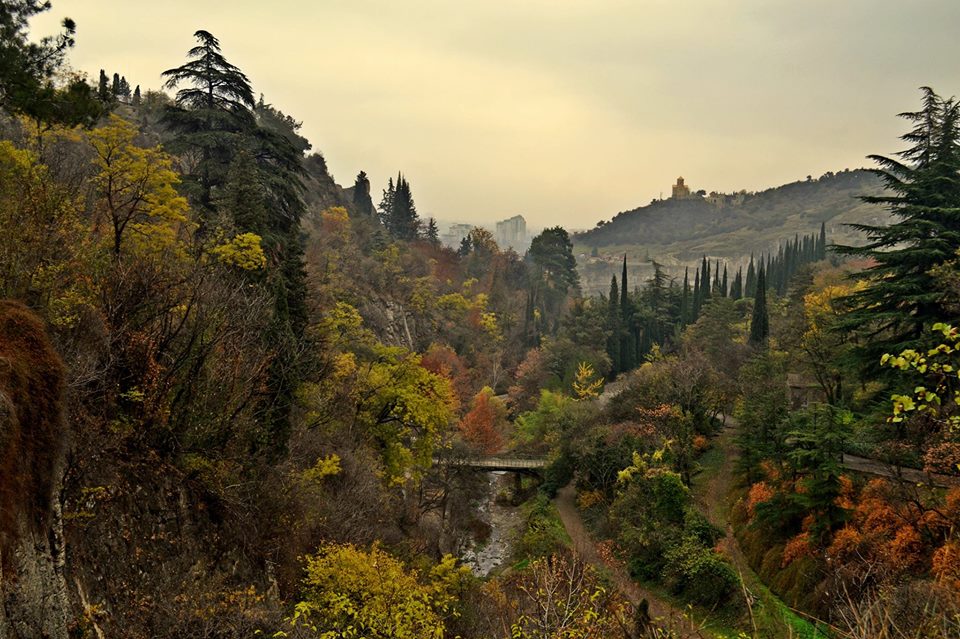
[34,0,960,228]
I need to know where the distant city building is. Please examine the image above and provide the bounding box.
[441,223,474,249]
[671,176,692,200]
[495,214,527,252]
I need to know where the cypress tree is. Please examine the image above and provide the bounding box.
[97,69,110,101]
[607,275,621,375]
[701,256,711,301]
[111,72,120,96]
[749,266,769,346]
[680,267,690,325]
[692,268,701,321]
[132,84,141,106]
[818,222,827,260]
[745,255,756,297]
[721,265,728,298]
[620,255,636,371]
[731,267,743,300]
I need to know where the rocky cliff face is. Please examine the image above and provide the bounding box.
[0,300,70,639]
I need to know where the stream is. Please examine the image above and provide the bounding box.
[458,472,523,576]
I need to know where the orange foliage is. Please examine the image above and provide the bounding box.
[834,475,855,510]
[882,526,923,571]
[459,390,506,455]
[759,460,781,482]
[421,343,472,407]
[827,526,862,561]
[782,532,813,567]
[932,542,960,590]
[692,435,709,454]
[747,481,775,518]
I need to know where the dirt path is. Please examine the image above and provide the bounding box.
[553,483,704,634]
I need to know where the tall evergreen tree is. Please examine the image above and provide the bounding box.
[378,177,395,226]
[680,267,690,325]
[721,265,728,298]
[818,221,827,260]
[745,255,756,297]
[161,30,256,211]
[749,266,769,346]
[620,255,636,371]
[132,84,141,106]
[97,69,110,101]
[425,217,440,246]
[607,275,621,376]
[731,267,743,300]
[837,87,960,363]
[692,268,701,321]
[702,257,711,302]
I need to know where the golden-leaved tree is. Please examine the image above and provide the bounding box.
[0,138,95,326]
[289,542,469,639]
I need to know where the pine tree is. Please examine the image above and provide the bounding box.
[836,87,960,362]
[118,75,130,100]
[749,266,769,346]
[388,174,419,240]
[425,217,440,246]
[378,177,395,227]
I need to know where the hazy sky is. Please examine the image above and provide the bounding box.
[34,0,960,228]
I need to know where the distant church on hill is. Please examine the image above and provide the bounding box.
[671,176,693,200]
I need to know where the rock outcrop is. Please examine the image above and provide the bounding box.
[0,300,70,639]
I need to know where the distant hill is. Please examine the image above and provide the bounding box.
[573,169,890,294]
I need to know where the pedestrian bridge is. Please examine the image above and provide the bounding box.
[433,455,547,473]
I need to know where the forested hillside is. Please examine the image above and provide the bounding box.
[0,3,958,639]
[575,170,889,293]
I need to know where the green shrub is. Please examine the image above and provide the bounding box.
[663,536,739,607]
[515,495,569,559]
[683,507,723,547]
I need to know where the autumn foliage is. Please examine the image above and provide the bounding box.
[459,388,508,455]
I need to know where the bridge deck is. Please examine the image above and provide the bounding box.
[435,457,547,470]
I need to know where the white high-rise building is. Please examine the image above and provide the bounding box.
[495,215,527,252]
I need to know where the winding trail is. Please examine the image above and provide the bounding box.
[690,419,838,639]
[553,483,706,635]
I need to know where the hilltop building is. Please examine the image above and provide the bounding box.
[495,214,528,252]
[671,176,693,200]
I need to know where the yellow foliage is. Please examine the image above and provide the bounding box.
[572,361,603,400]
[290,542,469,639]
[300,455,341,484]
[211,232,267,270]
[88,115,192,258]
[0,140,97,325]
